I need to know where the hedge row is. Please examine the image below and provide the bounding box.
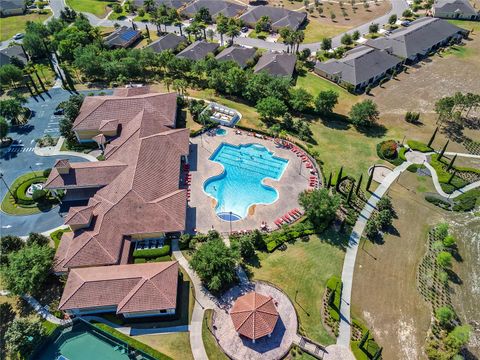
[407,140,432,153]
[15,176,47,205]
[132,245,171,259]
[265,221,315,252]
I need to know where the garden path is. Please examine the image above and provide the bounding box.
[337,160,412,347]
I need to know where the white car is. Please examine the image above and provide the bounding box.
[13,33,24,40]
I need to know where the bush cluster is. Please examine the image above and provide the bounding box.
[265,221,315,252]
[14,177,47,205]
[132,245,171,259]
[378,140,398,159]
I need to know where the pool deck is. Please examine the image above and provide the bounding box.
[187,127,312,234]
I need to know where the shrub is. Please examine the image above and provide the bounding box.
[405,111,420,123]
[435,306,455,327]
[437,251,453,268]
[134,258,146,264]
[365,217,379,240]
[133,245,171,259]
[15,177,46,205]
[378,140,398,159]
[179,234,192,250]
[443,235,456,247]
[377,197,393,213]
[425,195,451,209]
[376,209,393,230]
[32,189,47,202]
[43,168,51,178]
[406,140,432,153]
[452,189,480,212]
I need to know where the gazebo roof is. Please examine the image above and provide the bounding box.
[230,292,279,340]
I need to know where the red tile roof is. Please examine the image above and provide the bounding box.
[50,89,189,271]
[230,292,279,340]
[64,205,94,226]
[59,261,178,314]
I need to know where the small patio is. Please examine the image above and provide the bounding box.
[186,127,315,234]
[212,281,298,360]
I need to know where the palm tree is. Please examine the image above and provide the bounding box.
[143,0,155,13]
[163,76,173,92]
[279,27,293,53]
[226,22,240,43]
[293,30,305,53]
[174,19,183,36]
[197,22,207,40]
[216,14,228,46]
[173,78,188,96]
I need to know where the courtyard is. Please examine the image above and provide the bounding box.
[187,127,316,233]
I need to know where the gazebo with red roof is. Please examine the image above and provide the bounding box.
[230,291,279,343]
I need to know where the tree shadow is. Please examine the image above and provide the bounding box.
[355,122,387,138]
[446,269,462,285]
[319,228,350,250]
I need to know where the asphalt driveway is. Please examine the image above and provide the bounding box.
[0,88,111,237]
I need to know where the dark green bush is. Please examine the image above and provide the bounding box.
[15,177,47,205]
[32,189,47,202]
[452,189,480,212]
[407,140,432,153]
[134,258,147,264]
[43,168,52,178]
[425,195,451,209]
[132,245,171,259]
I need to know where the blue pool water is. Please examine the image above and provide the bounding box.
[216,128,227,136]
[204,143,288,220]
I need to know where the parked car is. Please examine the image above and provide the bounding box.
[241,27,249,33]
[401,21,411,27]
[53,109,64,115]
[13,33,24,40]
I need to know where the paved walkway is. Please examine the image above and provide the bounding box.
[35,137,99,162]
[22,294,72,326]
[171,239,215,360]
[337,160,411,347]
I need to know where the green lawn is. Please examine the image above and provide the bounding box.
[447,19,480,32]
[0,170,60,215]
[134,333,193,360]
[0,11,52,41]
[248,30,269,39]
[202,309,229,360]
[303,21,350,43]
[295,72,357,114]
[247,232,346,345]
[65,0,116,17]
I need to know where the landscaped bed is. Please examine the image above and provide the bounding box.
[1,170,61,215]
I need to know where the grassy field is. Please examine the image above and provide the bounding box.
[303,21,350,43]
[351,178,442,359]
[247,232,346,345]
[202,309,229,360]
[134,333,193,360]
[0,11,52,41]
[66,0,116,17]
[295,72,358,115]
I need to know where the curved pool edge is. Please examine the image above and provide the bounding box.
[202,142,289,221]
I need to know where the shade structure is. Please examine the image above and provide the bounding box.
[230,292,279,340]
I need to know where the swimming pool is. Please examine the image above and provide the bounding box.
[216,128,227,136]
[35,321,155,360]
[204,143,288,220]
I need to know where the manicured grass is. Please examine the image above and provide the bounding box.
[0,171,57,215]
[0,11,52,41]
[295,72,357,115]
[442,44,474,59]
[92,323,173,360]
[447,19,480,32]
[108,7,128,20]
[303,21,350,43]
[41,320,60,336]
[247,232,345,345]
[134,332,194,360]
[407,140,432,153]
[248,30,269,39]
[66,0,116,17]
[49,227,71,249]
[202,309,228,360]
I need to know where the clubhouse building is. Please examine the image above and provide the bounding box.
[46,86,189,319]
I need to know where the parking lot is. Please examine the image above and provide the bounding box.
[0,88,111,236]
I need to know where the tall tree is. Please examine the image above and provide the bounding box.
[0,116,9,141]
[1,244,54,296]
[190,238,238,292]
[298,189,341,229]
[4,318,45,359]
[349,100,379,127]
[315,90,339,115]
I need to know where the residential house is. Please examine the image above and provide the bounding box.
[365,17,468,63]
[59,262,179,318]
[239,6,307,31]
[176,40,219,60]
[433,0,479,20]
[104,26,141,48]
[314,46,403,92]
[182,0,246,19]
[146,33,188,53]
[0,45,28,66]
[254,51,296,77]
[0,0,26,16]
[215,45,257,68]
[45,86,189,273]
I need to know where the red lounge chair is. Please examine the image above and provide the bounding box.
[289,211,298,218]
[282,216,290,223]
